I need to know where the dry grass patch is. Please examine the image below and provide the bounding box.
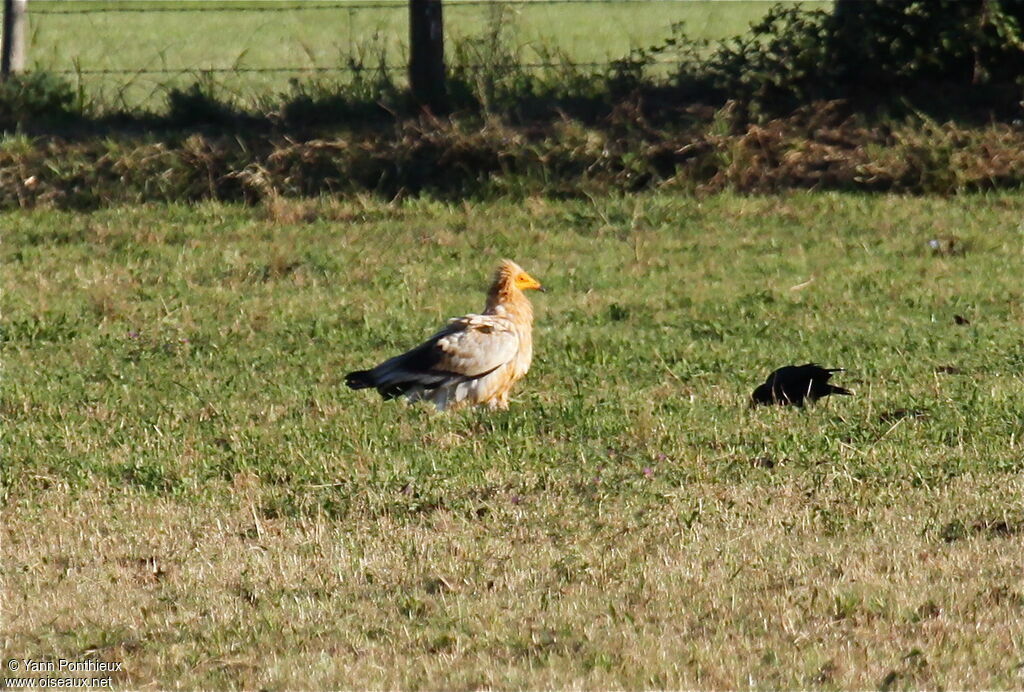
[4,477,1023,689]
[7,108,1024,210]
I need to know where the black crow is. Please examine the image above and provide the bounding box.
[750,363,852,407]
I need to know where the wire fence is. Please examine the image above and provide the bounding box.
[12,0,825,105]
[29,0,741,13]
[57,61,641,76]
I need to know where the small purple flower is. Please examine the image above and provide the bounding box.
[643,467,654,478]
[656,453,667,462]
[128,331,140,339]
[509,494,522,505]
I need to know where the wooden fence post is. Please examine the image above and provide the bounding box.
[1,0,27,80]
[409,0,446,112]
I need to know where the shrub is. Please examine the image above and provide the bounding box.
[668,0,1024,118]
[0,72,77,130]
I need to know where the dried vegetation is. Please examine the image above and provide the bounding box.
[3,103,1024,210]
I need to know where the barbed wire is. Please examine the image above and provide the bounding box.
[55,66,402,74]
[31,0,732,16]
[54,59,676,75]
[32,3,394,14]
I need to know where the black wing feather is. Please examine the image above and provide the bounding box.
[750,363,851,407]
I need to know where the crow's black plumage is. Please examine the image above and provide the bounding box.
[750,363,852,407]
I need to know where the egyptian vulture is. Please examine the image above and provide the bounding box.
[346,260,544,411]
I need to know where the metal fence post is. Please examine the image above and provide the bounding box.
[1,0,27,79]
[409,0,446,112]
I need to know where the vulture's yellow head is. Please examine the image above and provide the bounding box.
[495,259,544,293]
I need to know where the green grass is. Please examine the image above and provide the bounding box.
[27,0,830,109]
[3,192,1024,688]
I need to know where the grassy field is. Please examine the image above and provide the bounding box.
[27,0,830,109]
[3,192,1024,689]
